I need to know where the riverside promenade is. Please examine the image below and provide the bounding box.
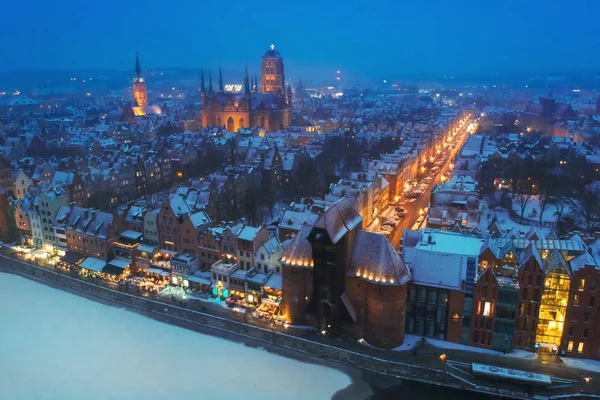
[1,252,598,399]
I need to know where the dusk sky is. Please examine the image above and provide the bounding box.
[3,0,600,83]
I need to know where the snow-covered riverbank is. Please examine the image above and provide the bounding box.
[0,272,351,400]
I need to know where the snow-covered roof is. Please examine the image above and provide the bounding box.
[108,258,130,269]
[280,223,313,268]
[313,197,362,244]
[238,226,260,242]
[402,229,482,290]
[120,230,142,241]
[189,211,210,228]
[348,230,410,286]
[265,273,282,290]
[79,257,106,272]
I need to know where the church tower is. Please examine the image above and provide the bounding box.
[133,53,148,107]
[261,44,285,94]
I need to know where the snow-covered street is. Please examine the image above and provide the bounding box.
[0,273,351,400]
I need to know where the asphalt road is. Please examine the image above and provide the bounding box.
[388,118,473,249]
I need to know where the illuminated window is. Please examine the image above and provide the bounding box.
[578,342,584,353]
[568,341,574,351]
[579,279,585,291]
[483,301,492,316]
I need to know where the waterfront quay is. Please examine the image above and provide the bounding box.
[1,251,598,399]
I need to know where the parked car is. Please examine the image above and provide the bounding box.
[380,225,393,232]
[384,219,397,228]
[396,206,407,216]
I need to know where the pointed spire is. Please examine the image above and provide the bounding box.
[218,66,224,92]
[200,69,206,93]
[255,75,259,92]
[208,71,214,94]
[244,62,251,95]
[135,53,142,81]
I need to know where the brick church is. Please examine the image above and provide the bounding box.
[201,45,293,132]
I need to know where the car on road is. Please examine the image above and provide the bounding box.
[396,206,407,217]
[380,225,393,232]
[384,219,397,228]
[423,177,433,184]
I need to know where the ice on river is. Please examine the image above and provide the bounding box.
[0,273,351,400]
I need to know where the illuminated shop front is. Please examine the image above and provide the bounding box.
[212,282,230,299]
[210,259,238,299]
[536,265,570,349]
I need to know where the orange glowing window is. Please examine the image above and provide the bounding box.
[483,301,491,316]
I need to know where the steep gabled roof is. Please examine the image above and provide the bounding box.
[348,230,411,286]
[518,242,543,271]
[543,249,571,277]
[312,197,362,244]
[479,236,499,258]
[280,223,313,268]
[569,251,597,273]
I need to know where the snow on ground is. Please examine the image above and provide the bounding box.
[511,195,576,224]
[0,273,351,400]
[402,334,538,360]
[561,357,600,374]
[479,198,553,238]
[394,334,422,351]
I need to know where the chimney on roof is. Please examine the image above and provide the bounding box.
[84,209,89,220]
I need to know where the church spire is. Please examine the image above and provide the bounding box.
[218,66,224,92]
[244,63,251,95]
[208,71,214,94]
[134,53,143,82]
[200,69,207,107]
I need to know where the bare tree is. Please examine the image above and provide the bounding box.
[538,192,552,224]
[579,192,600,234]
[515,190,533,219]
[536,177,552,224]
[551,195,570,220]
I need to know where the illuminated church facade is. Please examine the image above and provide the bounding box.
[201,45,293,132]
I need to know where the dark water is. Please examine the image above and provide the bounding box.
[371,380,495,400]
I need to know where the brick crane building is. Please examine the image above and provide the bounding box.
[281,198,411,349]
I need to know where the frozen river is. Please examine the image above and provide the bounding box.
[0,273,351,400]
